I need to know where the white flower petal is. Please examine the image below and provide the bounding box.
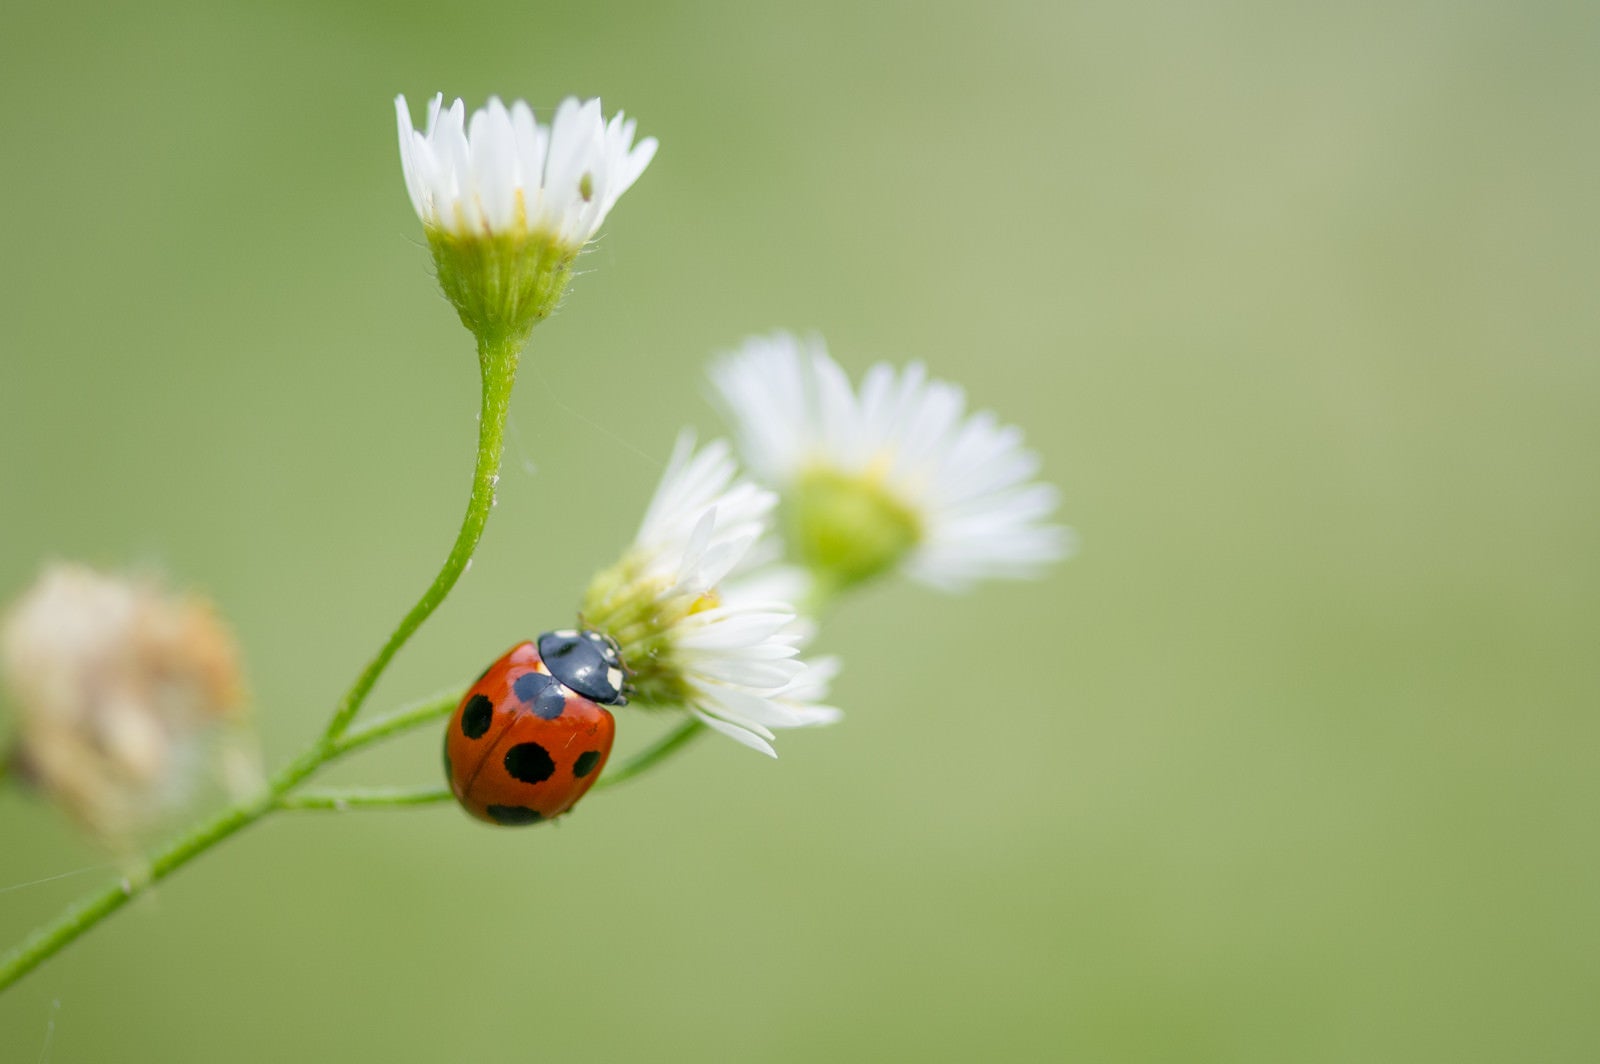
[606,435,843,757]
[394,96,426,220]
[710,333,1070,591]
[394,93,653,246]
[692,709,778,757]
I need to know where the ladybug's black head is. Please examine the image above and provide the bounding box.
[538,629,629,706]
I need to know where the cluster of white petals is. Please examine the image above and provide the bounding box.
[395,94,656,247]
[621,433,841,756]
[711,332,1072,591]
[632,433,775,598]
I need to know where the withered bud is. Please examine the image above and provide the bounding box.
[1,563,256,841]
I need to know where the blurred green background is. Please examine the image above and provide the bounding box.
[3,0,1598,1059]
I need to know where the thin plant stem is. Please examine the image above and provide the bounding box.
[0,330,522,992]
[280,785,453,811]
[279,715,708,813]
[331,691,460,756]
[322,335,519,741]
[0,686,467,992]
[0,333,729,989]
[593,718,704,791]
[0,703,710,988]
[0,742,323,992]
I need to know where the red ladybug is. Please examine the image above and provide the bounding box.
[444,630,628,826]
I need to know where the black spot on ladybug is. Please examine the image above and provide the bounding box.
[486,805,543,825]
[534,686,567,720]
[513,670,551,702]
[460,694,494,739]
[513,671,568,720]
[573,750,601,778]
[503,742,555,785]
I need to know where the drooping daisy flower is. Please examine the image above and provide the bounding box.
[395,93,657,342]
[395,93,656,247]
[1,565,259,841]
[710,332,1072,594]
[582,433,840,756]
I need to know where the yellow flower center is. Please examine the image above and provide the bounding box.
[790,463,922,593]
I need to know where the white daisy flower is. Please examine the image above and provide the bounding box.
[395,93,656,247]
[710,332,1072,593]
[394,93,657,341]
[583,433,841,756]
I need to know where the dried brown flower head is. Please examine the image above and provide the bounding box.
[1,563,256,840]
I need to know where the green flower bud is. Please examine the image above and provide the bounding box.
[426,228,575,347]
[788,465,922,594]
[395,93,658,346]
[581,554,708,708]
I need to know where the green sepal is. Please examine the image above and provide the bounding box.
[427,227,578,346]
[580,556,703,709]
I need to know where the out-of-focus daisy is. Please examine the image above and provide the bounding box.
[1,565,259,842]
[394,93,657,341]
[710,332,1072,595]
[582,433,840,756]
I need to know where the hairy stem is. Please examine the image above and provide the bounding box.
[0,699,703,989]
[0,684,469,992]
[280,785,454,811]
[594,718,705,790]
[0,742,322,992]
[332,691,460,756]
[322,335,520,740]
[280,715,708,813]
[0,328,522,992]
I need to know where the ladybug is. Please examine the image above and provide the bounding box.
[444,629,628,826]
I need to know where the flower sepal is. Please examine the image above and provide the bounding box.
[395,93,657,347]
[428,227,576,347]
[581,554,700,708]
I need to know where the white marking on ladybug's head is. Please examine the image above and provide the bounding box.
[553,628,578,638]
[607,667,623,690]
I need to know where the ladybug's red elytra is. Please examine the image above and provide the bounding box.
[444,630,628,826]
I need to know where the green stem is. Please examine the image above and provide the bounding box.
[322,335,520,741]
[0,686,467,992]
[280,785,453,811]
[284,716,709,811]
[801,573,844,620]
[0,701,702,990]
[0,741,323,992]
[593,718,704,791]
[331,691,460,756]
[0,328,524,992]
